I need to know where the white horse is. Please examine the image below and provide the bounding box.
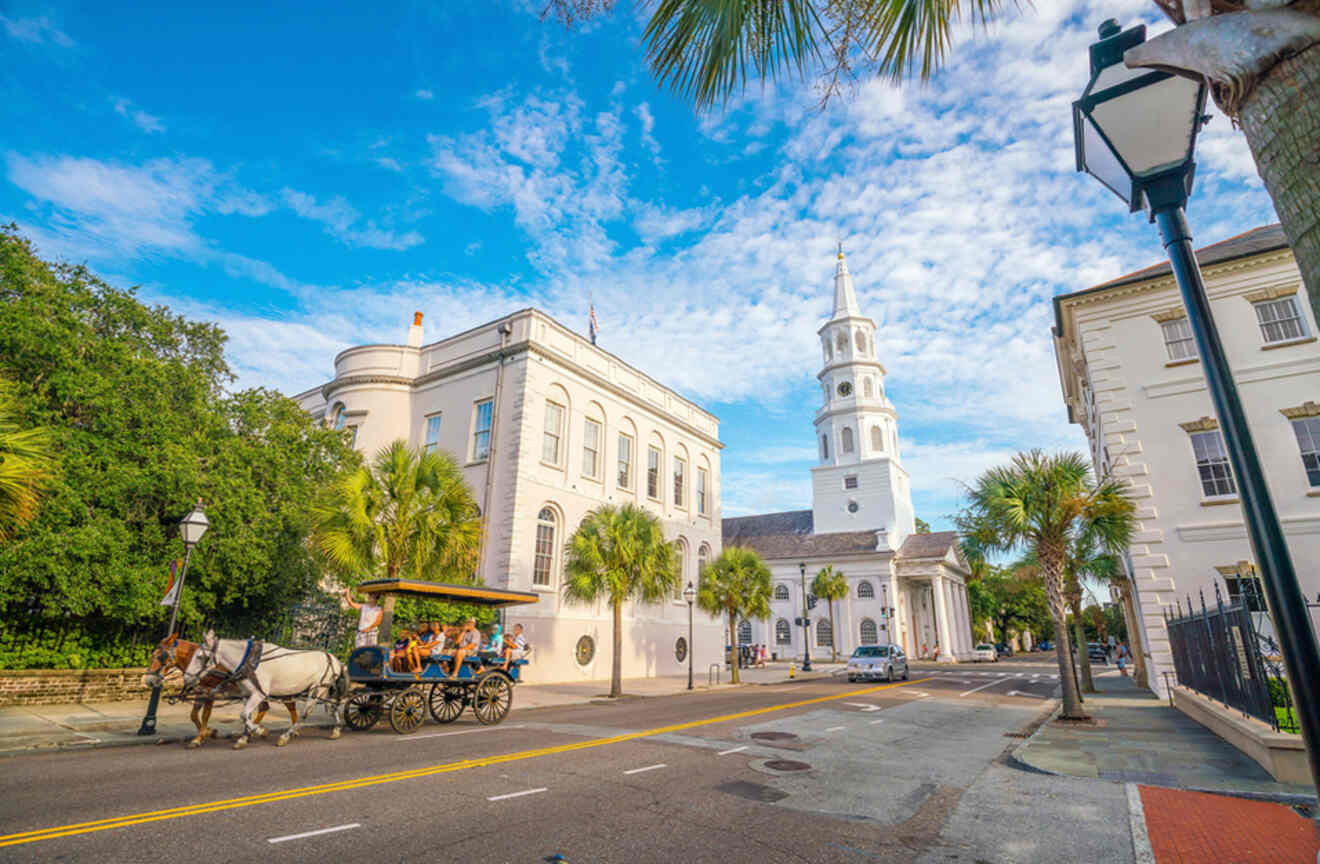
[187,631,348,749]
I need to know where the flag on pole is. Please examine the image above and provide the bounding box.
[161,559,183,607]
[588,297,599,346]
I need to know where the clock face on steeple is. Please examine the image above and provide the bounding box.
[837,381,853,397]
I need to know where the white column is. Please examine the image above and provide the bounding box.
[933,574,955,663]
[959,584,973,657]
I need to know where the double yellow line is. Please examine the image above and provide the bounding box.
[0,677,928,848]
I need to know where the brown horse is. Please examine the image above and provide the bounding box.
[142,635,295,748]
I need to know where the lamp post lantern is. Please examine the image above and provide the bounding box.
[138,500,210,736]
[798,562,812,672]
[1075,19,1320,798]
[683,581,696,690]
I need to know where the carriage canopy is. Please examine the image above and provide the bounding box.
[354,579,540,608]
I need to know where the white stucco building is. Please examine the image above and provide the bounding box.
[726,251,975,663]
[1052,224,1320,695]
[294,309,726,684]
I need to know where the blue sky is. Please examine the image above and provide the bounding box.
[1,1,1278,530]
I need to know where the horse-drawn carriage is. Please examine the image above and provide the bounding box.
[341,579,538,735]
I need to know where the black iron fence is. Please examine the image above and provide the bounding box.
[1164,585,1279,730]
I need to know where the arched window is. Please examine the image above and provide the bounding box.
[860,618,878,645]
[836,331,847,353]
[871,425,884,452]
[857,581,874,599]
[821,435,830,461]
[855,329,867,354]
[775,618,791,645]
[841,427,854,454]
[738,620,752,645]
[816,618,833,647]
[892,427,899,453]
[533,507,557,587]
[331,402,346,430]
[863,378,873,398]
[674,538,688,600]
[774,584,790,601]
[697,544,711,579]
[823,337,832,361]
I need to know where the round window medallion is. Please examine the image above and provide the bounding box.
[837,381,853,397]
[575,635,595,666]
[675,636,688,663]
[847,500,860,513]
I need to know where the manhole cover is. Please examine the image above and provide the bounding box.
[751,731,798,742]
[763,759,811,772]
[717,781,789,803]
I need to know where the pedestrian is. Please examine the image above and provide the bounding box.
[344,587,382,648]
[1117,642,1129,676]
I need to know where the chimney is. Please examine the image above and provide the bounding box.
[407,311,423,348]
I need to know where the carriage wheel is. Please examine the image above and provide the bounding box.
[428,682,467,724]
[472,673,513,726]
[344,692,383,731]
[389,688,427,734]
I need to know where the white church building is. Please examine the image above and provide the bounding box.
[725,250,976,663]
[293,309,726,684]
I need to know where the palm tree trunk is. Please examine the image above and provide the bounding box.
[1071,597,1096,694]
[829,600,837,663]
[1238,45,1320,317]
[610,597,622,698]
[1041,553,1087,719]
[728,612,740,685]
[1119,583,1149,689]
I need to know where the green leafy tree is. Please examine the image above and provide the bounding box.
[914,517,932,534]
[563,503,677,697]
[0,226,360,667]
[313,439,482,585]
[812,564,848,662]
[0,376,56,543]
[698,545,772,684]
[960,450,1136,719]
[554,2,1320,328]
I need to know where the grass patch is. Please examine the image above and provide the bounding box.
[1275,705,1300,734]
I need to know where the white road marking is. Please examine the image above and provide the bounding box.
[1126,783,1156,864]
[868,719,885,725]
[843,702,882,712]
[623,763,667,775]
[717,745,748,756]
[268,823,361,844]
[486,787,548,801]
[960,677,1010,697]
[824,725,847,732]
[1007,690,1048,700]
[395,724,525,741]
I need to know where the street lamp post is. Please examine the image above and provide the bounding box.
[138,500,210,736]
[798,562,812,672]
[1074,19,1320,798]
[683,581,696,690]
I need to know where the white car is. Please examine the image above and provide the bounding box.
[973,643,998,662]
[846,644,909,682]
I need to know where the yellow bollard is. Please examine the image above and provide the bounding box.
[789,662,796,678]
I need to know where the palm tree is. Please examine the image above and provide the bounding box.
[961,450,1135,720]
[697,546,772,684]
[812,564,849,662]
[563,503,677,697]
[0,376,56,543]
[552,1,1320,317]
[312,439,482,584]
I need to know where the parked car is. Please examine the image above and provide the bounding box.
[1087,642,1108,664]
[994,642,1014,657]
[846,644,909,682]
[1037,641,1053,652]
[973,643,998,662]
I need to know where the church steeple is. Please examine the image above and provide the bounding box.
[832,243,861,319]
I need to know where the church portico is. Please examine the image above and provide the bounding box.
[723,249,974,665]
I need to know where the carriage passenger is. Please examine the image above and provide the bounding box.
[443,618,483,678]
[499,623,528,671]
[391,629,423,677]
[417,621,443,658]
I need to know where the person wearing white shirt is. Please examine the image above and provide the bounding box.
[344,587,383,648]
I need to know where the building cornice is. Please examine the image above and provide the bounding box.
[1281,401,1320,419]
[1178,415,1219,433]
[817,359,887,379]
[1150,306,1186,323]
[1244,283,1299,303]
[817,314,877,335]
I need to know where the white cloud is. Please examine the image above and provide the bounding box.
[280,187,424,251]
[634,102,662,163]
[0,15,73,46]
[374,156,403,173]
[112,98,165,134]
[415,89,434,100]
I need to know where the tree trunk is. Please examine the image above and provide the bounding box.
[1119,583,1149,689]
[1071,597,1096,694]
[1041,553,1087,719]
[1238,44,1320,320]
[728,611,740,685]
[610,597,622,698]
[829,600,837,663]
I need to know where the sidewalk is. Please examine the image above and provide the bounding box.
[1015,671,1319,864]
[0,661,844,755]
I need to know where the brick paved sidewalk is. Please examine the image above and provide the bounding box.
[1140,785,1319,863]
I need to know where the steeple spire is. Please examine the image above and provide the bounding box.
[832,243,861,319]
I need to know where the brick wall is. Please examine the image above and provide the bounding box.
[0,668,157,706]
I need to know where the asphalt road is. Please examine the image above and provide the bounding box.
[0,664,1132,864]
